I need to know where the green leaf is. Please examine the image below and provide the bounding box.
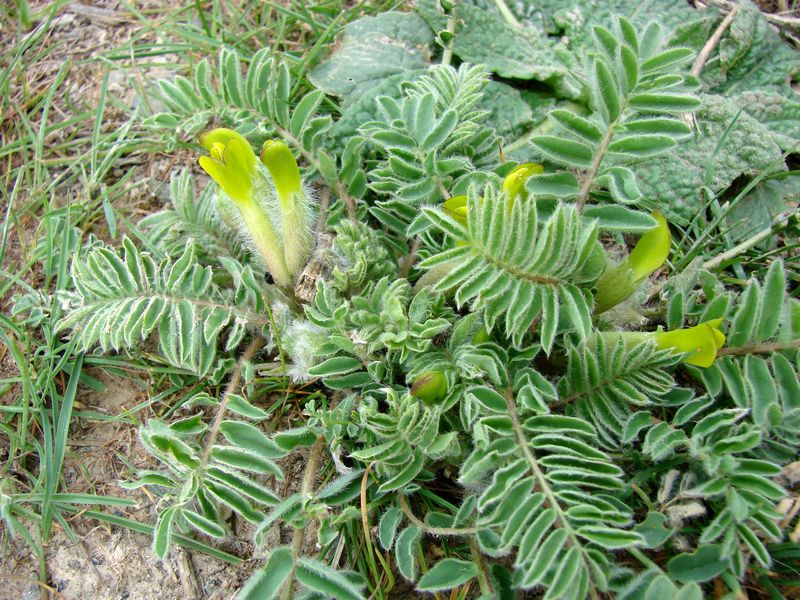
[582,205,658,232]
[592,58,621,123]
[218,421,284,459]
[632,95,784,223]
[468,386,506,413]
[308,12,433,107]
[529,173,580,198]
[295,557,365,600]
[153,506,176,560]
[378,506,404,550]
[273,427,318,451]
[308,356,363,377]
[725,175,797,244]
[628,93,700,113]
[183,510,226,539]
[415,0,582,98]
[577,526,642,549]
[668,544,730,582]
[237,547,294,600]
[532,136,593,169]
[416,559,479,592]
[702,1,800,94]
[640,47,694,72]
[732,91,800,151]
[395,525,422,580]
[225,393,269,421]
[422,109,458,152]
[549,109,603,143]
[598,166,642,204]
[210,446,282,477]
[608,134,676,157]
[633,512,675,549]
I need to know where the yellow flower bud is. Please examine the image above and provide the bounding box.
[260,140,302,202]
[627,211,671,283]
[600,318,726,368]
[260,140,313,279]
[443,195,468,225]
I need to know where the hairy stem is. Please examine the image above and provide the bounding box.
[469,536,494,597]
[200,336,263,465]
[441,3,458,67]
[576,126,615,213]
[398,495,481,536]
[718,339,800,357]
[280,435,325,600]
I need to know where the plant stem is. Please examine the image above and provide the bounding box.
[718,339,800,357]
[281,435,326,600]
[397,495,481,536]
[441,3,458,67]
[400,237,423,278]
[200,336,263,465]
[493,0,521,29]
[702,209,796,271]
[469,536,494,597]
[576,126,614,213]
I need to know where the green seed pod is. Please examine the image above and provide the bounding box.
[410,370,448,405]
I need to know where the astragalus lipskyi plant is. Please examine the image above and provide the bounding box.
[15,1,800,598]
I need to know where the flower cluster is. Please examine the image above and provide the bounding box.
[198,128,314,287]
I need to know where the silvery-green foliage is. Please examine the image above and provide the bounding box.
[139,170,245,262]
[561,336,682,448]
[304,277,453,387]
[58,238,270,376]
[460,384,639,597]
[360,64,498,236]
[351,389,460,492]
[531,16,699,207]
[421,188,603,353]
[145,48,338,183]
[669,261,800,459]
[327,220,398,294]
[126,395,288,557]
[50,6,800,599]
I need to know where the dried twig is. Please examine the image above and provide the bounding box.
[691,4,740,77]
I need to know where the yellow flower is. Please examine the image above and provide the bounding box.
[654,318,726,368]
[597,319,726,368]
[443,195,468,225]
[260,140,302,203]
[198,129,256,205]
[197,128,291,287]
[502,162,543,205]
